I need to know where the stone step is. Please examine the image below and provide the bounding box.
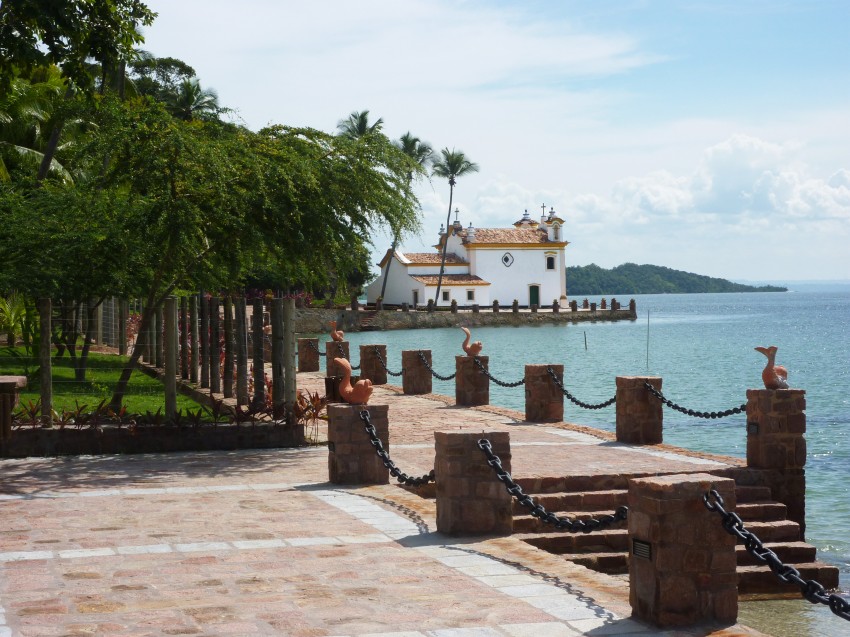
[516,474,637,494]
[518,529,629,554]
[511,489,628,514]
[734,485,774,503]
[569,552,629,575]
[513,511,628,534]
[735,501,788,522]
[737,561,841,596]
[736,541,817,567]
[736,520,801,543]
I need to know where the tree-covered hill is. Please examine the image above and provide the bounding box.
[567,263,787,295]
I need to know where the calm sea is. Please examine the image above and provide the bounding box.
[337,287,850,636]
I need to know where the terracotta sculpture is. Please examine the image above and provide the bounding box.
[335,357,373,405]
[755,346,789,390]
[329,320,344,342]
[461,327,483,357]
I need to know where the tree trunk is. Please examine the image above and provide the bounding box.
[223,296,233,398]
[434,182,455,304]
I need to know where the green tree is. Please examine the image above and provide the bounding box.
[431,147,478,304]
[336,109,383,139]
[164,78,220,121]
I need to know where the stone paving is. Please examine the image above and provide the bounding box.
[0,372,769,636]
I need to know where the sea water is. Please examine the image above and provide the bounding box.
[337,286,850,636]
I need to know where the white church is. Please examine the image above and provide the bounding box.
[366,207,569,308]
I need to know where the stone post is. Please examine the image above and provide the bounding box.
[222,296,234,398]
[402,350,432,395]
[435,431,512,535]
[209,297,220,394]
[455,356,489,406]
[298,338,320,372]
[251,298,265,409]
[271,298,285,419]
[234,297,248,406]
[616,377,663,444]
[326,341,350,377]
[629,473,738,628]
[570,300,578,312]
[524,364,563,422]
[359,344,387,385]
[283,298,298,425]
[0,376,26,442]
[746,388,807,535]
[327,404,389,484]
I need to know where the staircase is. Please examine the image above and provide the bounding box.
[512,478,840,597]
[359,310,379,331]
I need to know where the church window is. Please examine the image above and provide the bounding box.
[466,290,475,301]
[546,256,555,270]
[442,291,450,302]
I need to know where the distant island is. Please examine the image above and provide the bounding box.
[567,263,788,295]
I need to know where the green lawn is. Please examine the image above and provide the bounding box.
[0,347,205,417]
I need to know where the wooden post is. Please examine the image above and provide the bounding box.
[189,295,199,384]
[271,297,284,419]
[96,302,103,345]
[235,297,249,406]
[118,299,127,356]
[209,297,221,395]
[223,296,234,398]
[199,292,209,388]
[179,296,189,379]
[283,298,297,425]
[164,297,178,421]
[252,298,265,409]
[38,298,52,424]
[155,305,164,368]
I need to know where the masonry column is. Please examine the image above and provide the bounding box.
[327,404,389,484]
[616,377,663,444]
[629,473,738,627]
[359,344,387,386]
[298,338,320,372]
[435,431,512,535]
[402,350,432,395]
[746,388,807,535]
[524,364,563,422]
[456,356,489,406]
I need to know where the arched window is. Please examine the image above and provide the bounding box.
[546,256,555,270]
[553,223,560,241]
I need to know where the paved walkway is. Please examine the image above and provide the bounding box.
[0,373,768,637]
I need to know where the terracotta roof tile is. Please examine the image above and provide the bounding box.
[410,274,490,286]
[403,252,467,264]
[466,228,550,244]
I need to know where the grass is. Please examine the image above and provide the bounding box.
[0,346,205,416]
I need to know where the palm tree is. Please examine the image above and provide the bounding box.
[164,78,220,121]
[336,110,383,139]
[431,147,479,304]
[380,132,434,302]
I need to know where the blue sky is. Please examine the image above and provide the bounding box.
[140,0,849,282]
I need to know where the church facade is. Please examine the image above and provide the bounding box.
[366,208,569,308]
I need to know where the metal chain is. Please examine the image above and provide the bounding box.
[359,410,435,487]
[546,367,616,410]
[478,438,628,533]
[307,340,326,357]
[704,489,850,622]
[374,347,403,377]
[417,350,456,381]
[644,382,745,419]
[336,342,360,370]
[473,357,525,388]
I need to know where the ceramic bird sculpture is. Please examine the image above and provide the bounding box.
[335,358,373,405]
[755,346,789,390]
[329,321,344,342]
[461,327,483,357]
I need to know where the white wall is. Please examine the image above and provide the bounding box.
[471,247,563,306]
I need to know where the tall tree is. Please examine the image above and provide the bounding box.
[164,78,220,121]
[431,147,479,304]
[336,110,383,139]
[380,132,433,301]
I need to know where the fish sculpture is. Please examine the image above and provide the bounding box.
[329,320,344,342]
[461,327,483,357]
[335,357,373,405]
[755,345,789,390]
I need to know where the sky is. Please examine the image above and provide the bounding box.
[139,0,850,282]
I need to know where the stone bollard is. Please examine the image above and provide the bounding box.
[590,302,597,312]
[351,296,359,311]
[297,337,320,372]
[455,356,489,406]
[0,376,27,443]
[450,299,458,313]
[512,300,519,313]
[746,388,807,534]
[552,301,559,313]
[359,344,388,386]
[524,364,564,422]
[326,341,350,377]
[600,298,607,309]
[531,304,538,313]
[570,300,578,312]
[402,303,409,312]
[629,299,637,313]
[492,300,500,313]
[472,304,479,314]
[616,377,663,444]
[435,431,512,535]
[629,473,738,628]
[327,404,389,484]
[402,350,432,395]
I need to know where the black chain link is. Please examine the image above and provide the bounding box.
[478,438,628,533]
[417,350,456,381]
[704,489,849,622]
[546,367,616,410]
[307,340,326,356]
[644,382,745,419]
[359,410,435,487]
[336,342,360,370]
[473,357,525,388]
[374,347,403,377]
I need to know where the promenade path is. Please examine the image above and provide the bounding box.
[0,371,768,637]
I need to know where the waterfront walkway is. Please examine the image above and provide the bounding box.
[0,372,768,637]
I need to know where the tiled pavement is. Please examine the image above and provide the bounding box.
[0,373,768,636]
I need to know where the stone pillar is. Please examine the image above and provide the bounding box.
[0,376,26,442]
[616,377,663,444]
[326,341,350,377]
[435,431,512,535]
[359,344,387,385]
[746,388,807,535]
[524,364,563,422]
[327,404,389,485]
[402,350,432,395]
[629,473,737,628]
[298,338,320,372]
[456,356,489,406]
